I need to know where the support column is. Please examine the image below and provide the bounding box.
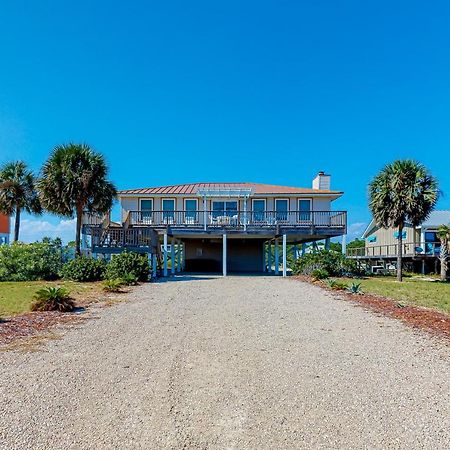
[222,233,227,276]
[152,253,157,278]
[171,237,176,275]
[262,242,266,272]
[301,243,306,256]
[275,238,280,275]
[147,253,152,280]
[203,196,207,231]
[177,240,182,272]
[163,232,168,277]
[342,234,347,255]
[282,234,287,277]
[325,238,331,250]
[268,243,272,273]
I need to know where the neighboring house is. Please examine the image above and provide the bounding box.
[0,214,10,245]
[347,210,450,273]
[83,172,347,276]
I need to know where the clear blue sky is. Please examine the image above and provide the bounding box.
[1,0,449,242]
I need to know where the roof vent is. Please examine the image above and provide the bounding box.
[312,172,331,190]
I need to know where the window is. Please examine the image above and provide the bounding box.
[275,199,289,221]
[298,199,311,221]
[393,231,407,239]
[252,199,266,221]
[184,199,198,222]
[140,199,153,222]
[162,199,175,220]
[212,201,238,218]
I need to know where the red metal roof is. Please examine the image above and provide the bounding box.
[118,182,342,196]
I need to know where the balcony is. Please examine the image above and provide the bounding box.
[125,210,347,233]
[347,242,441,259]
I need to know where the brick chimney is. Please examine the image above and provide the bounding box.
[312,171,331,190]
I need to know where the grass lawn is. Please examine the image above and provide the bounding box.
[0,281,103,317]
[341,276,450,314]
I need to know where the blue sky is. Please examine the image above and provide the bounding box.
[1,0,449,242]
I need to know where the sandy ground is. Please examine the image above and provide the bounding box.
[0,275,449,449]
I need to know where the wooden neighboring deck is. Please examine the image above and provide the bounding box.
[347,242,441,260]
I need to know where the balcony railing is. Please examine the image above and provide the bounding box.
[347,242,441,258]
[126,210,347,230]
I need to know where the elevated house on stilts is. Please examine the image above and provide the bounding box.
[82,172,346,277]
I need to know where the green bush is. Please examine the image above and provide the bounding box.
[292,250,359,277]
[121,273,139,286]
[31,286,75,312]
[105,252,149,282]
[311,268,329,280]
[326,279,348,290]
[61,257,106,282]
[0,240,64,281]
[102,278,124,293]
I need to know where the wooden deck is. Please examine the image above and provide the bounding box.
[347,242,441,259]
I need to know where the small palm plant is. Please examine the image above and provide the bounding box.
[437,225,450,282]
[31,286,75,312]
[347,282,363,295]
[102,278,125,293]
[369,160,439,282]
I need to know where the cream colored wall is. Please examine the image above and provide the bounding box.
[120,194,335,219]
[366,225,420,248]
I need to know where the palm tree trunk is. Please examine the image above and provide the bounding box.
[75,206,83,257]
[397,223,403,282]
[13,207,21,242]
[440,240,448,282]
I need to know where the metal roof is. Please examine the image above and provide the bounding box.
[421,210,450,228]
[118,182,342,196]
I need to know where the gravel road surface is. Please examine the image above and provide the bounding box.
[0,275,449,449]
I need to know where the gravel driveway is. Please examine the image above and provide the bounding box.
[0,275,449,449]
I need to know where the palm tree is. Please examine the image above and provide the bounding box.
[437,225,450,282]
[0,161,42,241]
[38,143,117,256]
[369,160,438,282]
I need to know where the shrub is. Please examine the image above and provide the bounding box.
[347,282,364,295]
[105,252,149,282]
[121,273,139,286]
[61,257,106,282]
[292,250,360,277]
[102,278,125,293]
[326,278,348,291]
[31,286,75,312]
[311,268,329,280]
[0,240,63,281]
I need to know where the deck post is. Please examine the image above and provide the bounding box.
[152,253,157,278]
[171,237,176,275]
[282,234,287,277]
[177,240,182,272]
[262,242,266,272]
[147,253,152,280]
[243,197,247,231]
[325,238,331,250]
[275,238,280,275]
[301,243,306,256]
[203,195,207,231]
[222,233,227,276]
[342,234,347,255]
[268,243,272,273]
[163,232,168,277]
